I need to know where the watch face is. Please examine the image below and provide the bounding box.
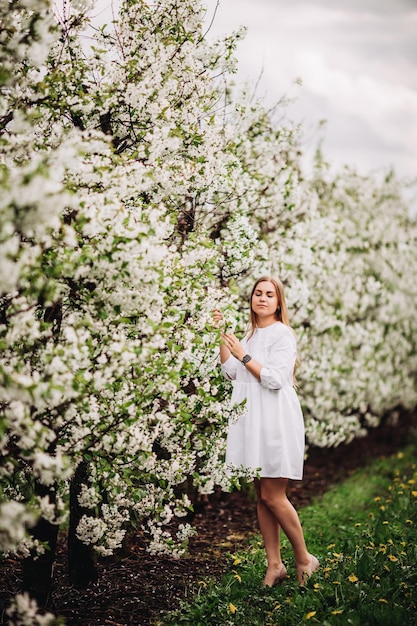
[242,355,251,364]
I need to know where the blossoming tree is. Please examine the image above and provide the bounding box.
[1,0,416,615]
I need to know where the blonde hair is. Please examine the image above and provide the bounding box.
[248,276,299,384]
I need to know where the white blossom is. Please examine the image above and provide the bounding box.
[0,502,36,553]
[6,593,57,626]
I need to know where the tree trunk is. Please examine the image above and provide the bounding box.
[68,460,98,587]
[22,483,58,607]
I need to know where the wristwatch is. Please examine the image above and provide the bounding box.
[241,354,252,365]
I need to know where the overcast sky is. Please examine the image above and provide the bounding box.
[203,0,417,184]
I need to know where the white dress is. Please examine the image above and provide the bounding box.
[221,322,305,480]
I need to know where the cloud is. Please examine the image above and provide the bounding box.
[284,0,417,15]
[292,48,417,141]
[204,0,417,179]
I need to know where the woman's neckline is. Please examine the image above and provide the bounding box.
[255,321,281,330]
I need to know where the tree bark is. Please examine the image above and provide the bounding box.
[68,460,98,587]
[22,483,58,607]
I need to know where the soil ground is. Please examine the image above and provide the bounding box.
[0,412,414,626]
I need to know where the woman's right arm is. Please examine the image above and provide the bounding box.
[219,341,231,365]
[212,308,231,364]
[212,309,238,380]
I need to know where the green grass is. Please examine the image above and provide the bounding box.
[158,440,417,625]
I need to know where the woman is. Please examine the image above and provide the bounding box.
[213,276,319,586]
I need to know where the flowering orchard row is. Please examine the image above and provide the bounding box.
[0,0,416,565]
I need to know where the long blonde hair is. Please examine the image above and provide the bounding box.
[248,276,299,383]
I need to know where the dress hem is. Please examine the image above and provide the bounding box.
[258,474,303,480]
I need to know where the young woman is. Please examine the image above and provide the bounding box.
[213,276,319,586]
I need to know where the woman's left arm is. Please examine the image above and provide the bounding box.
[222,330,296,389]
[221,332,262,380]
[259,334,296,389]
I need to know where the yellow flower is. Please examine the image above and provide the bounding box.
[374,496,382,502]
[306,611,316,620]
[232,571,242,583]
[388,555,398,562]
[332,610,344,615]
[313,583,320,589]
[411,491,417,497]
[379,598,388,604]
[233,557,241,565]
[229,603,237,614]
[382,521,389,525]
[198,580,207,588]
[406,519,413,525]
[348,573,359,583]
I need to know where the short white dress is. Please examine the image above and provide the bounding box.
[221,322,305,479]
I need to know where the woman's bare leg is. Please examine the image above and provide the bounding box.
[254,479,287,586]
[259,477,319,584]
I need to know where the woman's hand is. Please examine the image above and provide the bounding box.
[213,310,245,364]
[212,308,224,327]
[221,332,245,362]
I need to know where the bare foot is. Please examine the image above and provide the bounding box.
[263,563,288,587]
[297,554,320,585]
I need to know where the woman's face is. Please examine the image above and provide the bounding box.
[251,280,279,321]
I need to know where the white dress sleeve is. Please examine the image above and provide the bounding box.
[260,331,296,390]
[221,354,239,381]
